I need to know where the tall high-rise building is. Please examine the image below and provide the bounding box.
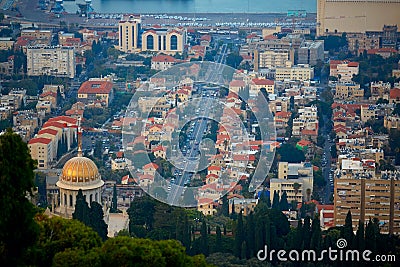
[118,14,141,53]
[317,0,400,36]
[334,171,400,235]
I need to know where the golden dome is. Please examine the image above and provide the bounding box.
[60,156,101,184]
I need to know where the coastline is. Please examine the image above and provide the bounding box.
[3,0,316,29]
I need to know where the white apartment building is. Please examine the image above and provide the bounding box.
[275,61,314,82]
[26,46,75,78]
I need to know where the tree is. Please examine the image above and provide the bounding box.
[355,219,365,251]
[279,191,289,211]
[341,210,354,248]
[73,189,90,226]
[30,214,102,267]
[110,184,119,213]
[235,211,244,258]
[271,190,280,210]
[221,194,229,217]
[0,129,39,266]
[200,220,209,256]
[89,202,108,241]
[277,143,305,163]
[310,216,321,251]
[215,226,222,252]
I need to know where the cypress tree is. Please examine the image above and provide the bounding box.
[310,216,321,251]
[365,219,376,251]
[241,241,247,260]
[302,216,312,249]
[246,212,255,257]
[89,201,108,241]
[73,189,90,225]
[235,211,244,258]
[272,190,280,210]
[221,194,229,216]
[294,219,303,250]
[279,191,289,211]
[355,219,365,251]
[215,226,222,252]
[223,224,227,235]
[342,210,354,247]
[110,184,118,213]
[200,220,209,256]
[207,225,211,235]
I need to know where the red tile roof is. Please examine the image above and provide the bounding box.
[151,54,179,63]
[28,137,52,145]
[229,80,245,87]
[297,139,312,147]
[43,121,67,129]
[48,116,77,125]
[233,154,256,161]
[143,162,159,170]
[78,80,113,94]
[252,78,274,86]
[390,88,400,99]
[208,165,221,171]
[38,128,58,136]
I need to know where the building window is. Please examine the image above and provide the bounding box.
[90,194,93,204]
[147,35,154,50]
[170,35,178,50]
[69,194,73,207]
[64,193,67,206]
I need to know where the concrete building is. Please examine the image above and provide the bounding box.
[118,14,141,53]
[142,27,186,55]
[334,83,364,100]
[275,61,314,82]
[26,46,75,78]
[270,162,314,204]
[292,105,319,137]
[254,49,294,70]
[77,79,114,107]
[347,33,380,56]
[150,54,181,71]
[28,137,53,169]
[22,29,52,45]
[229,198,258,216]
[317,0,400,36]
[0,37,14,50]
[334,171,400,235]
[298,41,324,66]
[329,60,359,82]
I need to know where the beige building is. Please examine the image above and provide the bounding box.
[0,37,14,50]
[317,0,400,36]
[77,79,114,107]
[384,115,400,130]
[229,198,258,216]
[26,46,75,78]
[254,49,294,70]
[334,83,364,100]
[118,14,141,53]
[142,28,186,54]
[275,61,314,82]
[334,171,400,235]
[22,29,52,45]
[360,105,377,122]
[347,33,380,56]
[270,162,314,204]
[28,137,53,169]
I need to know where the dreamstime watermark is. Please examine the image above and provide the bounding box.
[122,62,276,207]
[257,238,396,262]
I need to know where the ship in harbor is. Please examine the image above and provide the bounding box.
[77,0,94,16]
